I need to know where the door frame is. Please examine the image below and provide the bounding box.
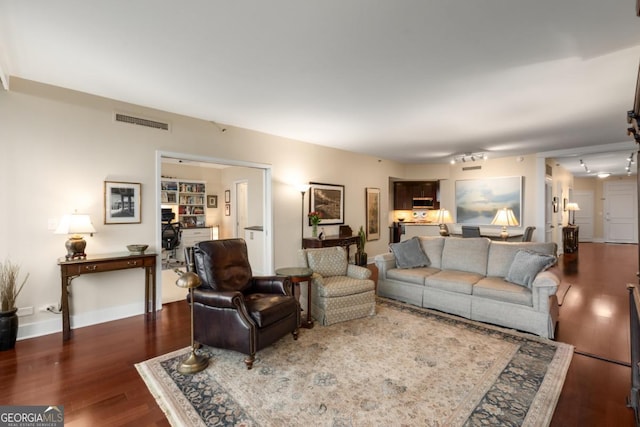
[155,150,273,305]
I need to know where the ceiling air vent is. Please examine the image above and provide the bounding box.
[115,113,170,131]
[462,166,482,171]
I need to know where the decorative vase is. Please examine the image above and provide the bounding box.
[0,308,18,351]
[355,251,368,267]
[312,224,318,237]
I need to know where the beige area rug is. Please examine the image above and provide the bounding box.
[136,298,573,427]
[557,282,572,306]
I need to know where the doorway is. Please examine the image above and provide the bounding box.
[155,151,273,305]
[604,180,638,243]
[572,190,594,242]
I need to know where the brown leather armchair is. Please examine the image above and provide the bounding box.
[188,238,300,369]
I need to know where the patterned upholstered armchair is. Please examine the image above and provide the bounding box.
[189,238,300,369]
[297,246,376,325]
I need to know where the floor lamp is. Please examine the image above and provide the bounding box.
[299,184,310,248]
[174,268,209,374]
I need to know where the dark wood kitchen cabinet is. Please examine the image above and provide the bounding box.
[393,181,439,210]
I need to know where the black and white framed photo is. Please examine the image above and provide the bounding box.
[207,195,218,208]
[366,187,380,241]
[225,204,230,216]
[104,181,141,224]
[309,182,345,225]
[224,190,231,203]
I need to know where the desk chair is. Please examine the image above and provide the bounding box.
[461,226,481,238]
[522,226,536,242]
[162,219,182,268]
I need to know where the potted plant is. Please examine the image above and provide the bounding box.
[355,226,367,266]
[308,211,322,238]
[0,259,28,351]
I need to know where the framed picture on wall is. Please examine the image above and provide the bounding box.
[224,190,231,203]
[225,204,230,216]
[366,187,380,241]
[104,181,141,224]
[309,182,345,225]
[207,195,218,208]
[455,176,522,225]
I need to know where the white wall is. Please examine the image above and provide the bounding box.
[0,78,404,339]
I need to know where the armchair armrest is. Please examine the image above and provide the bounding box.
[250,276,292,295]
[191,289,244,309]
[347,264,372,280]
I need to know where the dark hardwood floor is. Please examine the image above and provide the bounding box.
[0,242,636,426]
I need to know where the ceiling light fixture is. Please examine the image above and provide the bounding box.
[579,159,591,173]
[626,152,635,176]
[452,152,487,164]
[597,172,611,179]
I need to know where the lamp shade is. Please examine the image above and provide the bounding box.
[54,213,96,236]
[491,208,519,227]
[566,202,580,211]
[434,209,453,224]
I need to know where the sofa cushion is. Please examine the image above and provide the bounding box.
[313,275,375,298]
[386,266,440,285]
[505,249,557,288]
[307,246,348,277]
[441,237,490,276]
[474,277,533,306]
[390,237,430,268]
[418,236,445,269]
[487,242,557,277]
[425,270,484,295]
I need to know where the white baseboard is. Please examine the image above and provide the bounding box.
[16,302,157,341]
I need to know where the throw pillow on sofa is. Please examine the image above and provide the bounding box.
[390,236,430,269]
[506,249,556,288]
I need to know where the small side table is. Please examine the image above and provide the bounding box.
[275,267,314,329]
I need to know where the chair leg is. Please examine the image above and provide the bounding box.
[244,354,255,370]
[292,329,299,340]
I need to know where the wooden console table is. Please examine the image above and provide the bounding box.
[563,225,579,254]
[58,252,157,341]
[302,235,360,259]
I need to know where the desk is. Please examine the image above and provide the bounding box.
[450,233,523,241]
[58,252,157,341]
[275,267,314,329]
[302,235,360,259]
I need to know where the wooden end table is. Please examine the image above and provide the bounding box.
[275,267,314,329]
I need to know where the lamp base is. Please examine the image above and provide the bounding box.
[177,349,209,374]
[65,236,87,260]
[500,227,509,241]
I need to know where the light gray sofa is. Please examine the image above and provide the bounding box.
[374,236,560,338]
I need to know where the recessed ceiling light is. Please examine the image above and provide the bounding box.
[597,172,611,178]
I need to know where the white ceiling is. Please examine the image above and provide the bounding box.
[1,1,639,175]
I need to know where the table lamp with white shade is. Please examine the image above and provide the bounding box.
[433,209,453,236]
[54,212,96,259]
[491,208,519,240]
[566,202,580,225]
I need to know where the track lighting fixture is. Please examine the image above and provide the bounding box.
[579,159,590,174]
[451,152,487,164]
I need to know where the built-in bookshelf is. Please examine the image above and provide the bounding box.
[161,179,206,228]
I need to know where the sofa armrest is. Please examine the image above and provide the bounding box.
[347,264,372,280]
[531,270,560,311]
[374,253,396,279]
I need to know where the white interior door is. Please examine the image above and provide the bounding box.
[573,190,594,242]
[604,181,638,243]
[235,180,248,238]
[545,181,553,243]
